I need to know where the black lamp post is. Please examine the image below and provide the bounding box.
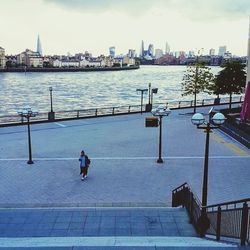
[17,106,38,164]
[48,87,55,121]
[152,105,171,163]
[136,88,148,114]
[191,112,226,235]
[151,88,158,107]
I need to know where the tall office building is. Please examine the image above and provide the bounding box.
[37,35,42,56]
[155,49,163,59]
[218,46,226,57]
[140,40,145,58]
[165,42,170,54]
[109,46,115,58]
[209,48,215,56]
[147,44,154,57]
[128,49,136,58]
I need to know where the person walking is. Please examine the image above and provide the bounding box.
[79,150,90,181]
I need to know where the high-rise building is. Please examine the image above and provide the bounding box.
[0,46,6,69]
[209,49,215,56]
[128,49,136,58]
[37,35,42,56]
[109,46,115,58]
[165,42,170,54]
[147,44,154,57]
[218,46,226,57]
[140,40,144,58]
[155,49,163,59]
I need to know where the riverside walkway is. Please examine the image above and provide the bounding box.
[0,105,249,207]
[0,105,249,249]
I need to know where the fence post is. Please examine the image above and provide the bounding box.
[95,109,98,116]
[112,107,115,115]
[128,106,131,113]
[190,193,194,223]
[179,101,181,108]
[216,206,221,241]
[240,96,242,102]
[240,202,248,245]
[77,110,79,118]
[190,101,193,107]
[202,99,205,106]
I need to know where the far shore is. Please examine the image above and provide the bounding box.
[0,65,139,73]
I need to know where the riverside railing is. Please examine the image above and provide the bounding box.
[0,95,243,126]
[172,182,250,245]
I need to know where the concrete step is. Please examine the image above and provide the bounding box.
[0,236,239,249]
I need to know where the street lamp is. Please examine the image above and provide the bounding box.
[48,87,55,121]
[191,112,226,235]
[136,88,148,114]
[152,105,171,163]
[151,88,158,106]
[17,106,38,164]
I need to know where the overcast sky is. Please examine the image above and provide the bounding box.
[0,0,249,56]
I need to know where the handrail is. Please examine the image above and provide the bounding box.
[172,182,250,246]
[205,198,250,209]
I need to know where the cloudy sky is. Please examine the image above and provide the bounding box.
[0,0,250,56]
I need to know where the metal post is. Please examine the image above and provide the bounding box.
[202,123,210,208]
[216,206,221,241]
[50,88,53,112]
[27,116,33,164]
[157,115,163,163]
[148,83,151,105]
[140,92,143,114]
[240,202,248,245]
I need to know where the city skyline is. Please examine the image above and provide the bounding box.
[0,0,250,56]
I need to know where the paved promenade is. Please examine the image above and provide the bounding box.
[0,105,249,207]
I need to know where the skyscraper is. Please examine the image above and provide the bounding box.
[165,42,170,54]
[140,40,144,58]
[109,47,115,58]
[209,48,215,56]
[147,44,154,57]
[36,35,42,56]
[218,46,226,57]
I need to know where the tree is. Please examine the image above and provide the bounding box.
[181,61,214,113]
[211,60,246,110]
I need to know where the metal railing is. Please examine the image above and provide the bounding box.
[172,182,250,245]
[205,199,250,245]
[0,95,243,126]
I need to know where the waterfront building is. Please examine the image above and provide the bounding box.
[218,46,226,57]
[188,51,195,58]
[36,35,42,56]
[122,55,135,66]
[17,49,43,67]
[165,42,170,54]
[128,49,136,58]
[5,55,17,67]
[224,51,232,59]
[155,49,164,59]
[109,47,115,58]
[209,48,215,56]
[0,47,6,69]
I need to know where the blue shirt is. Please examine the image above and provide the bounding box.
[79,156,86,167]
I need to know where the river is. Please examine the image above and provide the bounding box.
[0,65,221,115]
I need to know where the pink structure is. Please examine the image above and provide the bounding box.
[240,18,250,122]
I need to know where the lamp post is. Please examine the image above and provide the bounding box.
[48,87,55,121]
[191,112,226,235]
[17,106,38,164]
[136,88,148,114]
[151,88,158,106]
[152,105,171,163]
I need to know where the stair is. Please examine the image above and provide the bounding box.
[0,207,239,249]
